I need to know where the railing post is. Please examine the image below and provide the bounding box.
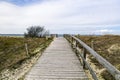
[72,37,74,48]
[83,48,86,69]
[75,41,78,53]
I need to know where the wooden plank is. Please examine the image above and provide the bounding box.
[25,37,88,80]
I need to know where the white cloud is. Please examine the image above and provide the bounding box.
[0,0,120,34]
[94,29,113,35]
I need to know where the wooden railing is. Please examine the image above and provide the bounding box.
[64,34,120,80]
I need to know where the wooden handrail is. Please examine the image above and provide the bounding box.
[64,34,120,80]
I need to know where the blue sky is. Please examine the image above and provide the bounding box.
[0,0,120,34]
[1,0,42,6]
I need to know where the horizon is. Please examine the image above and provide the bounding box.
[0,0,120,35]
[0,33,120,36]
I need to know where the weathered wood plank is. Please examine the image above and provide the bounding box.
[25,37,88,80]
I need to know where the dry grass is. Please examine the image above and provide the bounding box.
[0,37,53,72]
[77,35,120,80]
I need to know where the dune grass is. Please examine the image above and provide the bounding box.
[0,37,53,72]
[77,35,120,80]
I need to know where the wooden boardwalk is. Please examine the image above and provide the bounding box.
[25,37,88,80]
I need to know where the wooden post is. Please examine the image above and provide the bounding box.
[25,43,29,57]
[83,48,86,69]
[91,40,94,50]
[72,37,74,48]
[75,41,78,53]
[46,36,48,40]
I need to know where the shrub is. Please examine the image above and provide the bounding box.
[24,26,49,38]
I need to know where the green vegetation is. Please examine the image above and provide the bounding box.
[77,35,120,80]
[0,36,53,72]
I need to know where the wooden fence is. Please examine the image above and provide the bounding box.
[64,34,120,80]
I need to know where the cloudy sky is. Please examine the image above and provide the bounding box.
[0,0,120,34]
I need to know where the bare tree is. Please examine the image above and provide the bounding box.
[24,26,49,38]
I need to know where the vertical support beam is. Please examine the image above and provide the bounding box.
[83,48,86,69]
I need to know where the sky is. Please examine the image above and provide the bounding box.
[0,0,120,35]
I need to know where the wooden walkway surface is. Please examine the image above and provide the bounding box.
[25,37,88,80]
